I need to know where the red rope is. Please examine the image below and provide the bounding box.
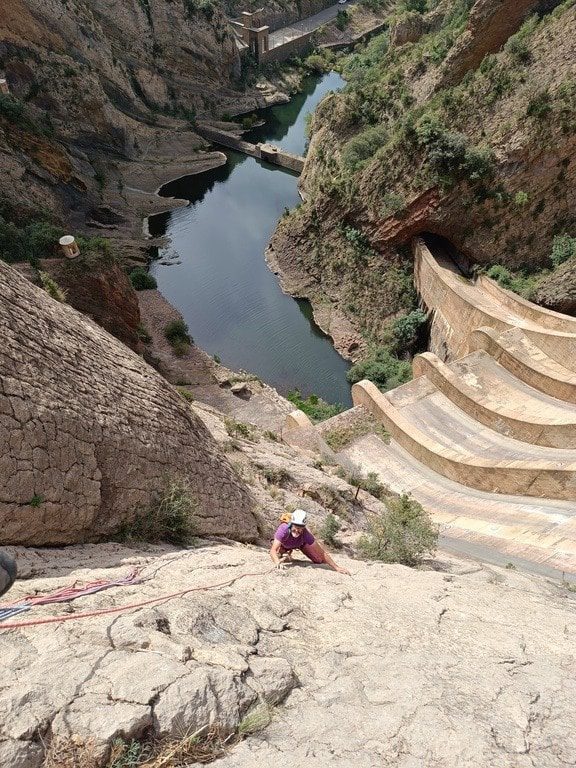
[0,570,141,609]
[0,568,272,630]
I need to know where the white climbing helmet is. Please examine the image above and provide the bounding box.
[290,509,308,526]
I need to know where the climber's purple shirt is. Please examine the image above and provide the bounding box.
[274,523,315,550]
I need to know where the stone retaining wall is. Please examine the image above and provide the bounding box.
[262,29,316,62]
[196,124,305,173]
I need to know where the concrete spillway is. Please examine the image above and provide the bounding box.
[284,237,576,577]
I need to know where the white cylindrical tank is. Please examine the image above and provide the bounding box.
[59,235,80,259]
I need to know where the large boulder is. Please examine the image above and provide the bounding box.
[0,260,260,545]
[534,259,576,316]
[0,551,16,596]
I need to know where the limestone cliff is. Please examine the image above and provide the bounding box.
[0,0,286,263]
[0,260,260,545]
[2,542,575,767]
[270,0,576,353]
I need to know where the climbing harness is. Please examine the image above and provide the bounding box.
[0,567,273,630]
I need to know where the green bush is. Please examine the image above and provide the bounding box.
[183,0,215,19]
[335,9,349,31]
[0,216,64,264]
[485,264,541,299]
[357,493,438,566]
[342,225,371,250]
[0,94,53,136]
[260,466,292,485]
[323,416,389,452]
[286,390,345,423]
[39,271,66,302]
[116,478,197,545]
[241,114,258,130]
[62,236,117,273]
[347,348,412,392]
[341,126,388,173]
[380,192,407,217]
[415,114,494,185]
[130,267,157,290]
[164,319,192,356]
[0,95,25,123]
[526,89,552,119]
[505,35,531,64]
[349,470,386,499]
[304,51,335,74]
[403,0,426,11]
[177,386,195,402]
[486,264,514,288]
[320,513,341,547]
[225,417,253,439]
[137,324,152,343]
[391,309,427,353]
[550,234,576,268]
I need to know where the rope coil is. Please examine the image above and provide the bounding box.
[0,568,272,630]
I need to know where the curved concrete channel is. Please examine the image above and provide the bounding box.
[285,236,576,576]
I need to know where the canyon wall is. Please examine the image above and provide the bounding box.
[0,260,260,545]
[270,0,576,351]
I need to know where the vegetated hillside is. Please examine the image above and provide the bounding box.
[269,0,576,367]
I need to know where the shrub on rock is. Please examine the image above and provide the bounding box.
[358,493,438,566]
[130,267,157,290]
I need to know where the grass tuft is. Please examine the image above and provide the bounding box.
[237,703,274,736]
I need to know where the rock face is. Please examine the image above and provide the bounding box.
[40,259,143,352]
[390,10,429,47]
[433,0,542,90]
[271,0,576,352]
[535,259,576,315]
[0,552,17,597]
[1,542,575,767]
[0,260,260,545]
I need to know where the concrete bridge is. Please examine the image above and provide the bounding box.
[283,237,576,579]
[196,123,305,174]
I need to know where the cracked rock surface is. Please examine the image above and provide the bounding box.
[0,261,259,545]
[1,542,575,767]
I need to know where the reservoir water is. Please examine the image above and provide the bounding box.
[149,71,352,406]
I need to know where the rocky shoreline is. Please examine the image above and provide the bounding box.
[265,237,366,363]
[134,68,359,409]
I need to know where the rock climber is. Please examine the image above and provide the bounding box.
[270,509,350,575]
[0,551,17,598]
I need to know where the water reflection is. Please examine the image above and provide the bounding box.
[149,72,351,405]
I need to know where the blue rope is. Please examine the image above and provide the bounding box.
[0,605,30,622]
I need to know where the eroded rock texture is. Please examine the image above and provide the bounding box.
[0,260,259,545]
[1,543,575,767]
[433,0,543,90]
